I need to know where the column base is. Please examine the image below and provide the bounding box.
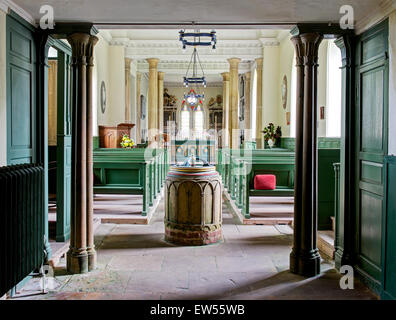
[334,248,353,271]
[290,248,321,277]
[67,248,89,274]
[87,247,97,271]
[44,235,52,261]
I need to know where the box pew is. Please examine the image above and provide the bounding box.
[93,148,169,216]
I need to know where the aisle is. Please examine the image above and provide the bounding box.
[14,200,376,300]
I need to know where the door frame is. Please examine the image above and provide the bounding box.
[50,39,73,242]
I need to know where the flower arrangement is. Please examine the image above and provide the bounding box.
[262,123,282,148]
[120,134,136,149]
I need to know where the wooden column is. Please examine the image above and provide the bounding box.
[228,58,241,149]
[147,58,159,147]
[334,35,355,270]
[244,71,252,141]
[136,72,142,143]
[221,72,230,148]
[86,35,99,272]
[158,71,165,136]
[255,58,263,148]
[67,33,90,274]
[125,58,132,122]
[289,33,323,277]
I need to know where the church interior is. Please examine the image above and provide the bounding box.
[0,0,395,301]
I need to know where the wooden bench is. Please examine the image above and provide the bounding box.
[93,148,170,216]
[217,146,340,222]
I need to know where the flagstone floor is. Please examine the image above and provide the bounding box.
[13,198,377,300]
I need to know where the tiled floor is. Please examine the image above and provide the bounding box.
[13,199,377,300]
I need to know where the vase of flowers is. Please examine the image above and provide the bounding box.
[262,123,282,149]
[120,134,136,149]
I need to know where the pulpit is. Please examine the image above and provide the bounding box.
[99,123,135,148]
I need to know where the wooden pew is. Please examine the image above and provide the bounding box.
[93,148,170,216]
[217,146,340,222]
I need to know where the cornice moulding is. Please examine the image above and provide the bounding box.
[355,0,396,34]
[0,0,36,26]
[259,37,280,46]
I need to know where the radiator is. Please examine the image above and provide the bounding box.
[0,164,45,296]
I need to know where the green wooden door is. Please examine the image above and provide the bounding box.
[383,156,396,299]
[6,15,36,165]
[354,20,389,291]
[55,48,72,242]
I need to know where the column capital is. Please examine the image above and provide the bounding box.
[300,33,323,65]
[255,57,263,70]
[86,36,98,65]
[245,71,251,81]
[221,72,230,81]
[158,71,165,80]
[291,36,304,66]
[228,58,241,69]
[146,58,160,69]
[67,33,91,59]
[125,58,132,72]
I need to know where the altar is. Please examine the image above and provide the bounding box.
[171,140,216,165]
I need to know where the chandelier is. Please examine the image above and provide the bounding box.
[179,29,217,110]
[179,29,217,51]
[183,47,207,88]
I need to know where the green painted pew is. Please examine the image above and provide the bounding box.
[217,146,339,221]
[93,148,170,216]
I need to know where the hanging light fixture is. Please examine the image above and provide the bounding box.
[179,29,216,50]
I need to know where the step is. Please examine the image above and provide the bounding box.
[318,230,335,259]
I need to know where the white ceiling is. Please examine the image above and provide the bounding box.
[103,29,288,85]
[12,0,382,26]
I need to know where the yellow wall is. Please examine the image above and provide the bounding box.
[277,35,294,137]
[108,46,125,126]
[269,37,330,138]
[262,45,280,129]
[0,10,6,166]
[94,37,126,129]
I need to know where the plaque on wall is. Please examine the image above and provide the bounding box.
[141,95,146,120]
[281,75,288,109]
[100,81,106,114]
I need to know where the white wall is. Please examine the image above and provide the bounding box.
[317,40,329,137]
[108,46,125,126]
[0,10,6,166]
[94,37,126,129]
[94,34,110,129]
[269,37,332,138]
[262,45,280,128]
[277,35,294,137]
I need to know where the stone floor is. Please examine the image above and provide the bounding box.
[13,199,377,300]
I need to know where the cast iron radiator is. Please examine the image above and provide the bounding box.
[0,164,45,296]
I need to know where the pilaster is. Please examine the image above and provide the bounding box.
[147,58,159,147]
[228,58,241,149]
[255,58,263,148]
[221,72,230,148]
[125,58,132,121]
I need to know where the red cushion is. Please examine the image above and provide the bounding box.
[254,175,276,190]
